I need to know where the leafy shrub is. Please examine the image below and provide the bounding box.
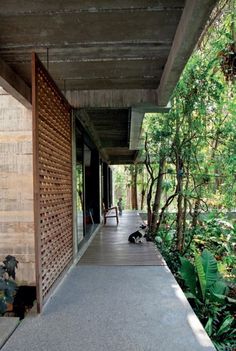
[186,217,236,282]
[0,255,18,315]
[155,218,236,351]
[155,229,181,275]
[179,250,236,351]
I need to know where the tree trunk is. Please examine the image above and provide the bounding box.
[176,192,184,251]
[131,165,138,209]
[126,185,131,209]
[176,157,184,252]
[192,198,201,228]
[150,157,165,233]
[141,189,145,211]
[140,169,146,211]
[156,192,178,233]
[147,182,153,227]
[211,131,221,192]
[182,166,190,242]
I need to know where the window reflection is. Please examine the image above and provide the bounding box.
[76,129,84,245]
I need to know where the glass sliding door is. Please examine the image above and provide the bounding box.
[84,146,100,235]
[75,115,101,242]
[76,129,84,245]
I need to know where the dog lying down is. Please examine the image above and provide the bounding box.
[128,225,152,244]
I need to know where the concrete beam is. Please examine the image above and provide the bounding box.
[109,157,136,165]
[0,1,184,15]
[157,0,217,106]
[65,89,158,109]
[0,56,31,108]
[101,140,129,148]
[132,102,171,113]
[129,103,171,157]
[129,110,144,150]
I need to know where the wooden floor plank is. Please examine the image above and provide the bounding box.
[79,211,166,266]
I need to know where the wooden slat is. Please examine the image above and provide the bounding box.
[32,53,73,312]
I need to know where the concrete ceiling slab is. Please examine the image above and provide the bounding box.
[0,1,184,95]
[0,12,182,46]
[0,0,218,164]
[82,108,133,163]
[0,1,185,14]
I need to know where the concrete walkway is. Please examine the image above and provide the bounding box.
[1,212,215,351]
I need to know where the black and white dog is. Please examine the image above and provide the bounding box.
[128,230,143,244]
[128,224,148,244]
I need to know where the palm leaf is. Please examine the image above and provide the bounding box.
[210,280,228,302]
[205,317,213,336]
[201,250,218,293]
[195,251,206,299]
[226,296,236,304]
[216,316,235,337]
[179,257,197,296]
[211,293,227,303]
[213,340,233,351]
[184,292,197,299]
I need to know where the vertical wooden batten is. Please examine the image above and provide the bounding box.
[32,52,42,312]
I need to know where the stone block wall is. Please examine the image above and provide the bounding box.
[0,88,35,284]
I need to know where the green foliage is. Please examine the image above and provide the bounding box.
[155,217,236,351]
[179,250,236,350]
[202,250,220,296]
[0,255,18,315]
[180,250,227,302]
[206,314,236,351]
[155,229,181,275]
[147,3,236,350]
[179,257,197,296]
[189,217,236,282]
[194,251,207,299]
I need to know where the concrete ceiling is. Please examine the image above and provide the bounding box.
[75,108,135,164]
[0,1,184,92]
[0,0,218,164]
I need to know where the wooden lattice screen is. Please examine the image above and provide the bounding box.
[32,53,73,311]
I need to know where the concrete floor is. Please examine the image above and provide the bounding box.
[1,212,215,351]
[0,317,19,348]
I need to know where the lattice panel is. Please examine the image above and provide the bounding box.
[32,54,73,307]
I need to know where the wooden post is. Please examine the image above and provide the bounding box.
[32,53,43,313]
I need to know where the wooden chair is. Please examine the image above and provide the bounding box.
[103,204,119,225]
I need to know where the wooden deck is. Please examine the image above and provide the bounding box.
[79,211,165,266]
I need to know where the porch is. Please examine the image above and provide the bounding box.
[1,212,215,351]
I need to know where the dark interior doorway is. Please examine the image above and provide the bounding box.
[75,118,101,243]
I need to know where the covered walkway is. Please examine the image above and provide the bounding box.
[2,212,215,351]
[80,211,165,266]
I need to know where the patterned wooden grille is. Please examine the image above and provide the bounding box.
[32,53,73,310]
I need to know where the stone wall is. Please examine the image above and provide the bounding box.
[0,88,35,284]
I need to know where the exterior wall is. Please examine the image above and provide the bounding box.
[0,89,35,285]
